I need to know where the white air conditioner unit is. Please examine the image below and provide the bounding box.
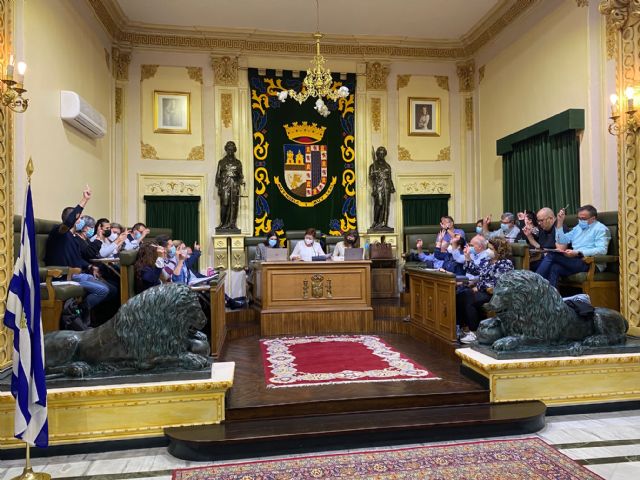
[60,90,107,139]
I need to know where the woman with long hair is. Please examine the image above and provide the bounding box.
[134,242,165,294]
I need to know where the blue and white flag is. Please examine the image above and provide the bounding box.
[3,184,48,447]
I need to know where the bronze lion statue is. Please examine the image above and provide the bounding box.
[477,270,628,353]
[45,283,210,377]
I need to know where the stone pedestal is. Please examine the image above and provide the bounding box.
[0,363,234,447]
[456,348,640,406]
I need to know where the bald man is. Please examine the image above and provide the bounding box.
[523,207,568,271]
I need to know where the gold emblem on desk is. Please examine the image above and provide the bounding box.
[301,274,333,299]
[311,274,324,298]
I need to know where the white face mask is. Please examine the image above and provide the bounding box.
[304,237,314,246]
[108,233,118,242]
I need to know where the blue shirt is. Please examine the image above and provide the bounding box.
[555,221,610,257]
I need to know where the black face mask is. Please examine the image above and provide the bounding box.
[103,229,111,237]
[346,237,355,245]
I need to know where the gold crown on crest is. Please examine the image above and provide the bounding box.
[283,122,326,144]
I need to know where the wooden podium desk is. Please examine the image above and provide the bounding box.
[405,267,457,343]
[254,260,373,336]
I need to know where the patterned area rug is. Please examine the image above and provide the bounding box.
[259,334,440,388]
[172,438,602,479]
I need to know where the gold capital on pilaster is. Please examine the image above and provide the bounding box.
[366,62,390,91]
[112,47,131,81]
[456,60,475,93]
[212,56,239,86]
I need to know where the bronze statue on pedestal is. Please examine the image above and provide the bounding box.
[368,146,395,232]
[215,141,244,233]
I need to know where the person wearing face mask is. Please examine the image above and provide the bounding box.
[475,219,485,237]
[98,222,128,258]
[155,235,185,281]
[256,230,282,261]
[124,222,150,251]
[290,228,325,261]
[451,234,491,268]
[332,231,363,260]
[171,241,196,284]
[73,215,102,262]
[456,237,514,344]
[535,205,611,287]
[482,212,521,243]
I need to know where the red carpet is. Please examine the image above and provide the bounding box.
[173,437,602,479]
[260,334,439,388]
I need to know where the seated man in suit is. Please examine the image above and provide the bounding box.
[535,205,611,287]
[522,207,568,271]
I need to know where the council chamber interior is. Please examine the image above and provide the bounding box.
[1,1,639,478]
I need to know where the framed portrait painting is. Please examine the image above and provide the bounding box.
[408,97,440,136]
[153,91,191,134]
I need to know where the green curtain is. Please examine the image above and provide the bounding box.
[401,194,450,227]
[503,131,580,214]
[144,196,200,246]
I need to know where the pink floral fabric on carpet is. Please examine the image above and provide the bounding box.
[260,334,440,388]
[173,437,603,479]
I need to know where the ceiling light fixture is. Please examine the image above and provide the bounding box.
[278,0,349,117]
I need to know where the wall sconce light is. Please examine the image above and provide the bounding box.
[609,86,638,135]
[1,55,29,113]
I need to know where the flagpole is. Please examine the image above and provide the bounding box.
[9,159,51,480]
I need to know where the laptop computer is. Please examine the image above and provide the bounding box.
[344,247,364,261]
[265,248,288,261]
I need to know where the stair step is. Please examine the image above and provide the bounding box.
[166,401,545,461]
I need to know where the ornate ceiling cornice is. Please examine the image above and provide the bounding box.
[88,0,539,60]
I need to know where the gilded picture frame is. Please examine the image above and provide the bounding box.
[153,91,191,134]
[408,97,440,137]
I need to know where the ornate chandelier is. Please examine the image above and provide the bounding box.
[278,0,349,117]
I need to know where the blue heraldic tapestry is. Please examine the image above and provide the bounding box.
[249,68,357,238]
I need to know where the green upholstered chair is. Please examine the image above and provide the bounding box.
[14,215,85,333]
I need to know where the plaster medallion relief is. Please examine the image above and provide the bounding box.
[397,75,411,90]
[366,62,390,90]
[140,65,159,81]
[187,144,204,160]
[141,141,159,159]
[398,146,412,161]
[212,56,239,86]
[400,179,451,195]
[143,179,201,196]
[437,146,451,161]
[186,67,203,84]
[371,98,381,132]
[435,76,449,91]
[221,93,233,128]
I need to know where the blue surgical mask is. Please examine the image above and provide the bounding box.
[85,228,94,238]
[75,218,85,230]
[475,226,483,234]
[268,239,277,247]
[134,231,142,240]
[500,223,510,232]
[168,245,176,257]
[468,246,476,255]
[578,219,589,230]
